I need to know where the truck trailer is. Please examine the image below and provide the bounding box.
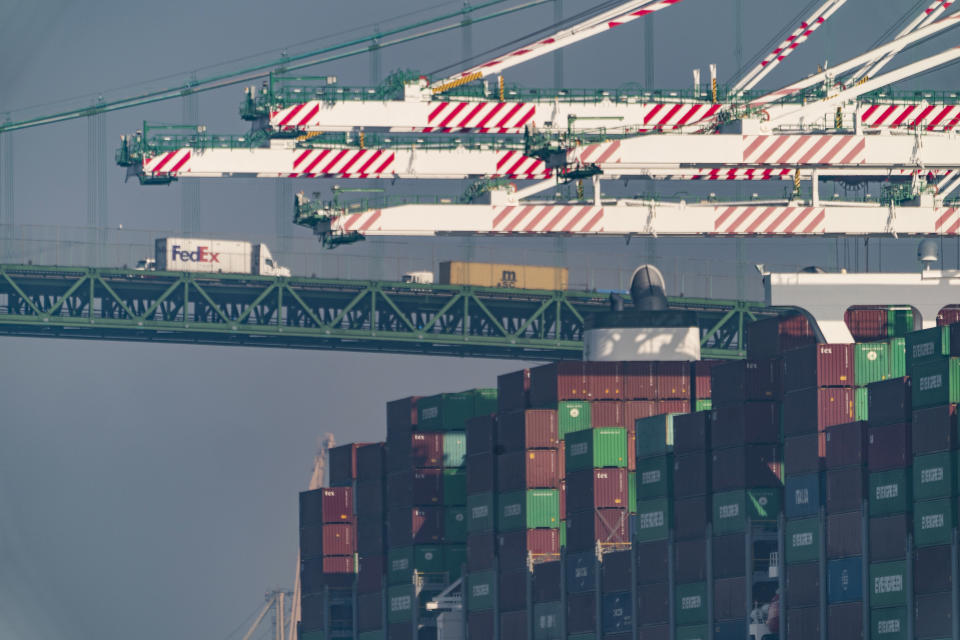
[142,238,291,277]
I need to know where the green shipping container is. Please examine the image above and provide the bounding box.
[675,582,708,626]
[870,607,908,640]
[467,571,496,611]
[869,469,911,516]
[566,427,627,471]
[786,517,820,564]
[695,399,712,412]
[388,584,414,622]
[912,357,960,409]
[467,492,495,533]
[676,625,710,640]
[912,452,955,501]
[559,521,566,547]
[869,560,907,608]
[418,391,476,430]
[635,414,676,458]
[711,489,782,535]
[443,468,467,506]
[906,326,952,374]
[498,489,561,530]
[888,308,914,337]
[636,455,673,500]
[443,432,467,467]
[445,506,467,542]
[628,471,637,513]
[532,602,563,640]
[635,498,671,541]
[856,342,892,386]
[558,401,591,439]
[388,546,444,584]
[474,388,498,416]
[889,338,907,378]
[913,497,957,547]
[444,544,466,580]
[857,386,870,421]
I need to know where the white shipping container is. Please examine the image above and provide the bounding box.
[154,238,290,276]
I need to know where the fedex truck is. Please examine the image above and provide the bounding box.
[148,238,291,277]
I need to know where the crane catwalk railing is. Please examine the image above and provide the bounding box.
[0,264,772,359]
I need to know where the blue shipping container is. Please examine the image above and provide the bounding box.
[785,473,822,519]
[828,556,864,603]
[566,549,598,593]
[714,619,747,640]
[602,592,633,633]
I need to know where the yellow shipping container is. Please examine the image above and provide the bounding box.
[438,261,568,290]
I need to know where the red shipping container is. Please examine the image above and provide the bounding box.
[845,307,888,341]
[559,440,566,479]
[321,555,355,574]
[498,528,561,569]
[356,443,385,481]
[623,400,658,425]
[388,506,443,546]
[656,399,690,415]
[357,553,384,593]
[497,409,558,450]
[566,468,630,512]
[566,507,629,551]
[591,401,624,428]
[825,421,868,470]
[623,362,657,399]
[329,443,369,487]
[691,361,715,399]
[747,314,815,360]
[466,414,497,456]
[410,432,444,468]
[782,387,859,436]
[560,480,567,520]
[497,449,561,491]
[783,344,855,391]
[628,432,637,472]
[939,307,960,326]
[586,361,623,400]
[321,523,356,556]
[529,362,587,407]
[867,423,912,471]
[321,487,354,523]
[655,362,689,399]
[412,469,443,505]
[498,368,530,414]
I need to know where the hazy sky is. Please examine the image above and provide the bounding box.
[0,1,956,639]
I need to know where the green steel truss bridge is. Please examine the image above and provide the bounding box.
[0,264,776,360]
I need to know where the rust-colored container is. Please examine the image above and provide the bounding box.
[628,432,637,472]
[498,528,561,569]
[592,400,625,428]
[602,549,633,592]
[388,506,443,546]
[357,443,385,481]
[674,495,710,540]
[635,540,670,585]
[624,362,657,399]
[529,362,587,407]
[868,377,912,428]
[710,402,780,448]
[497,368,530,414]
[825,468,866,513]
[636,583,670,625]
[466,414,497,456]
[586,361,623,399]
[655,362,690,399]
[533,561,562,602]
[867,423,913,471]
[675,537,708,582]
[357,553,384,593]
[624,400,658,425]
[692,361,716,399]
[656,399,691,415]
[912,404,957,455]
[467,531,496,571]
[782,387,859,436]
[747,313,815,360]
[566,468,629,512]
[497,409,558,450]
[498,568,528,611]
[322,523,356,556]
[783,344,855,391]
[412,469,443,505]
[321,487,354,523]
[784,432,825,474]
[356,480,384,517]
[826,511,862,558]
[673,411,711,453]
[674,451,711,497]
[329,443,369,487]
[825,421,869,470]
[567,591,597,633]
[711,444,782,491]
[497,449,561,491]
[939,307,960,325]
[410,432,444,468]
[466,452,495,494]
[845,307,888,341]
[747,358,784,400]
[566,507,629,551]
[321,555,355,574]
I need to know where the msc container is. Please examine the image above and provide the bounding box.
[497,369,529,414]
[826,467,866,513]
[675,538,708,582]
[585,361,623,400]
[602,592,633,633]
[870,607,908,640]
[387,584,413,622]
[300,487,354,526]
[533,562,562,603]
[442,468,466,506]
[713,576,747,620]
[913,497,957,547]
[914,544,953,594]
[825,421,869,469]
[711,444,783,491]
[566,507,629,550]
[868,423,913,472]
[530,362,587,407]
[675,582,708,626]
[912,404,958,454]
[634,498,671,542]
[786,562,821,607]
[566,549,599,592]
[869,468,911,516]
[635,414,676,458]
[747,313,815,360]
[636,455,673,499]
[673,411,711,453]
[712,488,782,534]
[786,517,821,564]
[498,568,528,611]
[868,377,912,428]
[566,427,628,471]
[497,489,560,531]
[439,260,568,289]
[673,495,710,541]
[465,414,496,457]
[467,571,496,611]
[558,400,592,438]
[828,511,863,558]
[913,451,956,500]
[784,433,825,474]
[712,533,747,579]
[566,592,597,633]
[601,549,632,592]
[497,449,561,491]
[467,531,495,571]
[783,387,863,436]
[786,606,821,640]
[783,343,855,391]
[870,514,910,561]
[827,556,864,602]
[785,473,823,519]
[635,539,669,584]
[497,409,559,451]
[636,583,670,625]
[567,468,629,511]
[329,443,368,486]
[710,402,780,448]
[500,610,528,639]
[912,357,960,409]
[915,591,953,639]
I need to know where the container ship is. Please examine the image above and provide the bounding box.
[296,303,960,640]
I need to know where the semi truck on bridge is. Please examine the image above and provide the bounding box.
[135,237,291,277]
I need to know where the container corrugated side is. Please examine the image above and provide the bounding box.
[869,468,911,515]
[674,582,708,626]
[911,356,960,409]
[558,400,591,439]
[870,560,907,608]
[913,497,957,547]
[786,517,821,564]
[565,427,627,471]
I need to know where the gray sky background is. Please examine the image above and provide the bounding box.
[0,1,956,639]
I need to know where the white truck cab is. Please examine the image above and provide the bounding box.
[402,270,434,284]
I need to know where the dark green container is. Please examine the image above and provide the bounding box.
[389,546,444,584]
[711,489,782,535]
[635,498,671,541]
[444,544,466,580]
[443,431,467,467]
[445,506,467,542]
[467,492,495,532]
[388,584,414,622]
[913,497,957,547]
[912,357,960,409]
[473,388,498,417]
[558,401,591,439]
[675,626,709,640]
[532,602,563,640]
[635,414,676,458]
[786,517,820,564]
[675,582,708,626]
[870,607,908,640]
[906,326,952,374]
[443,468,467,505]
[636,455,673,500]
[856,342,892,386]
[358,631,385,640]
[912,452,955,501]
[566,427,627,471]
[869,469,911,516]
[418,391,476,430]
[497,489,560,531]
[467,571,496,611]
[869,560,907,608]
[889,337,906,378]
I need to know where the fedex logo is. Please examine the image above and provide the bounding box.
[172,245,220,263]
